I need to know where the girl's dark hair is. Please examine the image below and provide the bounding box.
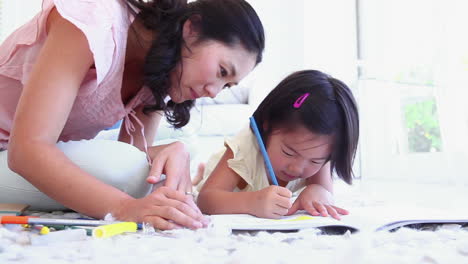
[125,0,265,128]
[253,70,359,184]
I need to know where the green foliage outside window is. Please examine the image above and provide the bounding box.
[404,98,442,153]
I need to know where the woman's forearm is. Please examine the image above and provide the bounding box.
[8,141,132,219]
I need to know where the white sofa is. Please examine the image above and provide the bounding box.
[153,84,255,176]
[96,83,256,177]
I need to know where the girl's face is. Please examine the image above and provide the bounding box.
[266,125,333,186]
[168,20,257,103]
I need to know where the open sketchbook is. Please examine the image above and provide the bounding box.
[208,210,468,233]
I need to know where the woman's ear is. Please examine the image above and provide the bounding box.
[182,16,201,46]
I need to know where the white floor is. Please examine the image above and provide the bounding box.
[2,132,468,263]
[1,179,468,264]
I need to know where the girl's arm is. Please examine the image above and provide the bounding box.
[287,162,348,219]
[305,162,333,193]
[7,9,204,230]
[197,147,292,218]
[197,147,254,214]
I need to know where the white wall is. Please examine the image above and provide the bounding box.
[246,0,358,108]
[1,0,358,102]
[0,0,42,41]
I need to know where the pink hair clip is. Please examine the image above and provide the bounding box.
[293,93,310,108]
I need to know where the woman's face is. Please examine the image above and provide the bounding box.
[168,21,257,103]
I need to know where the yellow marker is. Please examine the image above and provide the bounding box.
[38,226,50,235]
[92,222,137,238]
[29,225,50,235]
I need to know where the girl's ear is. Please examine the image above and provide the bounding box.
[182,16,201,45]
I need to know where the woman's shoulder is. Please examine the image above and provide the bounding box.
[53,0,129,30]
[53,0,132,85]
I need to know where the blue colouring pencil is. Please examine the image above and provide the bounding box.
[249,116,279,186]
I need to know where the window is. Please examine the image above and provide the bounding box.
[357,0,468,183]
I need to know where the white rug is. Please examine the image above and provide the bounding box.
[1,180,468,264]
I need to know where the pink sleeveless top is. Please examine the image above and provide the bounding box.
[0,0,154,150]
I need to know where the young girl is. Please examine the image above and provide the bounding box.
[196,70,359,220]
[0,0,264,230]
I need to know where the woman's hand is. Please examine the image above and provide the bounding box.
[146,142,192,193]
[287,184,349,220]
[115,186,208,230]
[251,186,293,219]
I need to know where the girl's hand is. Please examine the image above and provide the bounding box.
[252,186,293,219]
[287,184,349,220]
[146,142,192,193]
[115,186,208,230]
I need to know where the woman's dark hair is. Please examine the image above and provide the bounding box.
[125,0,265,128]
[253,70,359,184]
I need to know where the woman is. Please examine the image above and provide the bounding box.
[0,0,264,230]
